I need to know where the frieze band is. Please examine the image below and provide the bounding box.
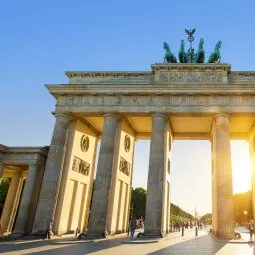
[57,95,255,108]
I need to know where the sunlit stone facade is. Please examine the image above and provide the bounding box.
[1,63,255,238]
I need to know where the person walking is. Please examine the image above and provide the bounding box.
[129,217,137,239]
[43,219,53,240]
[248,220,254,241]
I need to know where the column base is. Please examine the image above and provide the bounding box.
[30,230,47,236]
[78,231,109,239]
[212,230,235,240]
[140,230,166,239]
[11,230,25,236]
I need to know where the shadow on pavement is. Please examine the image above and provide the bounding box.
[148,235,228,255]
[0,239,54,254]
[0,236,125,255]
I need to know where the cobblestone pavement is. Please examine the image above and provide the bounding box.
[0,229,255,255]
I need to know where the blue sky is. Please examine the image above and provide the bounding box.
[1,1,255,216]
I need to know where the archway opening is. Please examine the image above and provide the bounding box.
[231,140,252,226]
[131,140,150,219]
[171,141,212,221]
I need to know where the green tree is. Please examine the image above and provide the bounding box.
[200,213,212,224]
[170,203,194,221]
[0,177,11,217]
[233,191,252,225]
[131,187,194,222]
[131,187,146,218]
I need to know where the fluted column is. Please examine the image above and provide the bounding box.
[144,113,169,237]
[0,172,22,234]
[13,164,38,234]
[211,114,234,239]
[87,113,119,236]
[32,113,72,233]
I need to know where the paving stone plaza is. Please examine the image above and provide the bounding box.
[0,228,255,255]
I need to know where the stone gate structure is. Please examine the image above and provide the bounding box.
[1,63,255,239]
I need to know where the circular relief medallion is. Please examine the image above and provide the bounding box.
[124,135,131,152]
[80,135,89,152]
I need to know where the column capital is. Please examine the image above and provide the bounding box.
[213,114,231,129]
[213,114,231,121]
[52,111,74,121]
[151,113,168,121]
[103,113,120,120]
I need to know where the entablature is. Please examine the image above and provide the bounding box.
[62,64,255,86]
[46,84,255,98]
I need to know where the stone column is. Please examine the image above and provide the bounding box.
[32,113,72,233]
[211,114,234,239]
[13,164,38,234]
[144,113,170,237]
[87,113,119,237]
[0,172,22,234]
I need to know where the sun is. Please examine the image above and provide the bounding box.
[231,141,252,194]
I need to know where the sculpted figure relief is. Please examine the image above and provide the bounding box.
[119,157,130,176]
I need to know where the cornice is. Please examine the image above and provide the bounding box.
[0,145,49,156]
[230,71,255,76]
[46,84,255,98]
[65,64,232,78]
[151,63,231,72]
[65,71,152,78]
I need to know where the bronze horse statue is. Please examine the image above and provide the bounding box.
[178,40,187,63]
[208,41,222,63]
[196,38,205,63]
[163,42,177,63]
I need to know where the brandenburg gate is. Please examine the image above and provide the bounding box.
[34,63,255,239]
[1,35,255,239]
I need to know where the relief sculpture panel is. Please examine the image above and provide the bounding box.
[119,157,130,176]
[158,71,224,83]
[72,156,90,176]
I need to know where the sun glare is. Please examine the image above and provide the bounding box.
[231,141,252,194]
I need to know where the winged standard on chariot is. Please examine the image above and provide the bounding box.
[163,28,222,64]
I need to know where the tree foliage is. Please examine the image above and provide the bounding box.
[233,191,252,224]
[170,203,194,220]
[200,213,212,224]
[0,177,11,217]
[131,187,194,221]
[131,187,146,218]
[199,191,252,225]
